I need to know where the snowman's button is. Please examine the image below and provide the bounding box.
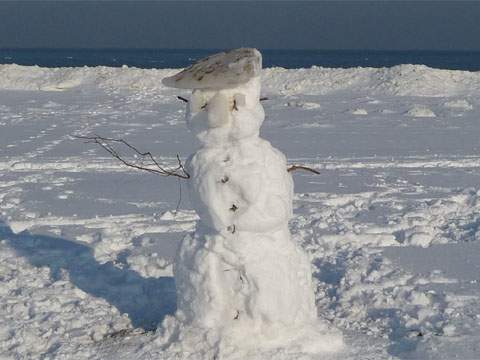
[220,175,229,183]
[227,225,236,234]
[230,204,238,212]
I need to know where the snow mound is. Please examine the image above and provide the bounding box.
[406,105,437,118]
[370,64,478,97]
[444,99,473,110]
[97,66,177,92]
[0,64,96,91]
[1,63,479,98]
[350,108,368,115]
[262,64,480,97]
[286,100,321,109]
[0,64,178,93]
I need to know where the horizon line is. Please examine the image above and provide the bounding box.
[1,47,480,53]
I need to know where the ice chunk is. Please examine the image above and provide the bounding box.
[406,105,436,118]
[444,99,473,111]
[162,48,262,90]
[351,108,368,115]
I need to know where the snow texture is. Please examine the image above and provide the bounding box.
[162,48,262,90]
[1,59,480,359]
[406,105,436,118]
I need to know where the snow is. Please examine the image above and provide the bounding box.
[406,105,436,118]
[1,61,480,359]
[158,49,344,356]
[162,48,262,90]
[444,99,473,111]
[350,108,368,115]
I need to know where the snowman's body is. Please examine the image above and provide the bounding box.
[162,49,343,355]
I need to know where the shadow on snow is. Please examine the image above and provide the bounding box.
[0,220,176,331]
[313,250,423,359]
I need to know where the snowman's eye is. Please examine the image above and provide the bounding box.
[190,90,214,113]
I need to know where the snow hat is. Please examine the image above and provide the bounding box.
[162,48,262,90]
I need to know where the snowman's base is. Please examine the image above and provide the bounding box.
[156,315,344,358]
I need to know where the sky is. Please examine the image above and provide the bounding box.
[0,1,479,50]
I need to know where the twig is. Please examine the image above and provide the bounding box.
[287,165,320,174]
[72,134,190,179]
[74,135,317,178]
[174,177,182,215]
[175,96,268,103]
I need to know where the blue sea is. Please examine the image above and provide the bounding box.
[1,49,480,70]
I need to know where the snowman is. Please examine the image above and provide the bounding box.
[161,48,343,356]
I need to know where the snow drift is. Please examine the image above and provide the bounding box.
[1,63,480,97]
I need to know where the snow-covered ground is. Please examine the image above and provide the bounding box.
[1,63,480,359]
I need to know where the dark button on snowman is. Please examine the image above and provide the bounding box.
[161,48,343,355]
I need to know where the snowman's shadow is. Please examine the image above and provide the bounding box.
[1,221,176,331]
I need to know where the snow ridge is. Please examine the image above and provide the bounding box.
[1,63,480,97]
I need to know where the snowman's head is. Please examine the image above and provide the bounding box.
[162,48,264,145]
[186,77,265,145]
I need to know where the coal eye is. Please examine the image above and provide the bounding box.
[201,102,208,110]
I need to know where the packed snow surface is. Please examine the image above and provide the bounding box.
[1,62,480,359]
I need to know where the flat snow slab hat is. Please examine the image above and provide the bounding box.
[162,48,262,90]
